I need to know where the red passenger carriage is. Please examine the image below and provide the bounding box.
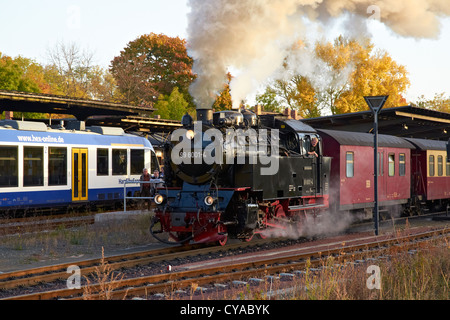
[318,129,415,216]
[405,138,450,210]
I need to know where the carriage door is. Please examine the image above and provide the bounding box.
[72,148,88,201]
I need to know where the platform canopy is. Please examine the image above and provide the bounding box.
[0,90,183,133]
[0,90,153,120]
[85,115,182,133]
[304,106,450,141]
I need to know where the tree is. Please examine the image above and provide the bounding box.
[46,41,92,98]
[44,42,122,103]
[110,33,195,108]
[331,41,409,113]
[414,93,450,113]
[0,53,42,93]
[273,76,319,118]
[212,72,233,111]
[255,86,283,113]
[258,36,410,117]
[0,53,52,119]
[153,87,191,121]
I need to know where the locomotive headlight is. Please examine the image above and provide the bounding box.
[186,130,195,140]
[154,194,165,205]
[204,196,216,206]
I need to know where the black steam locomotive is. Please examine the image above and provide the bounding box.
[151,108,331,245]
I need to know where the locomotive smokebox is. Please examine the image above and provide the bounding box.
[197,109,213,125]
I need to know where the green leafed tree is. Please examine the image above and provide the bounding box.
[153,87,192,121]
[0,53,43,93]
[413,93,450,113]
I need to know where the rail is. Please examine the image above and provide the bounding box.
[122,178,164,212]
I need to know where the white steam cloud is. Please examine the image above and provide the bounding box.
[187,0,450,109]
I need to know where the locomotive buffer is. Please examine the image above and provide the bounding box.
[365,95,389,236]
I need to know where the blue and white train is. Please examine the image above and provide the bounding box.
[0,120,158,213]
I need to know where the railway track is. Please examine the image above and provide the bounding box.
[0,236,279,299]
[2,226,448,300]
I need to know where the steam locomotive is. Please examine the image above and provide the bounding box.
[151,109,450,246]
[151,109,331,245]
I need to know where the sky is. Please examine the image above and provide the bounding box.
[0,0,449,103]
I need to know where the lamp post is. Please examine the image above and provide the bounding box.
[364,96,389,236]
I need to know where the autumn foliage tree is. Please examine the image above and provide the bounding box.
[257,36,410,118]
[212,72,233,111]
[110,33,196,108]
[318,37,410,114]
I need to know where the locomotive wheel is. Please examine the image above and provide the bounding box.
[253,205,286,240]
[217,224,228,246]
[274,204,286,219]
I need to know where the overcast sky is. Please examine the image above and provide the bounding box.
[0,0,449,103]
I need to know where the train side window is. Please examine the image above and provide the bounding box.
[437,155,443,176]
[112,149,127,175]
[131,149,144,175]
[377,152,384,176]
[0,146,18,188]
[447,161,450,176]
[429,155,435,177]
[24,146,44,187]
[97,148,109,176]
[399,153,406,177]
[388,154,395,177]
[346,152,354,178]
[48,147,67,186]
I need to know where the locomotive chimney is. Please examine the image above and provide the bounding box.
[197,108,213,125]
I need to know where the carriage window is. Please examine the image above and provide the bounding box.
[112,149,127,175]
[429,155,435,177]
[0,146,18,188]
[24,147,44,187]
[48,147,67,186]
[399,153,406,177]
[377,152,384,176]
[447,161,450,176]
[131,149,144,175]
[346,152,354,178]
[97,148,109,176]
[437,156,443,176]
[388,154,395,177]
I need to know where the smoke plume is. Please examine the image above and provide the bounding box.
[187,0,450,109]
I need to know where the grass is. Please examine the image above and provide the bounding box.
[229,234,449,300]
[83,247,127,300]
[0,211,156,269]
